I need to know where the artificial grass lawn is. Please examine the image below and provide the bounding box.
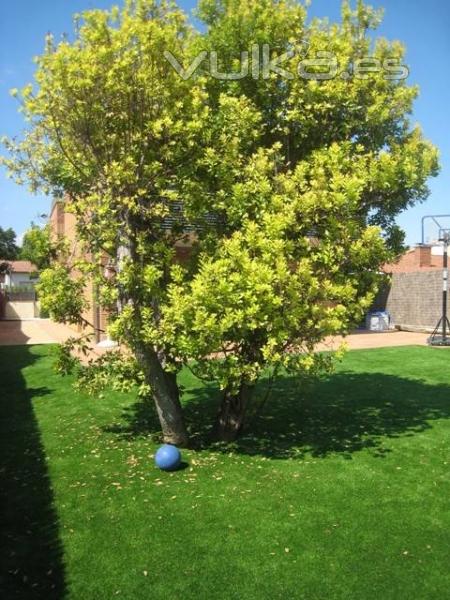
[1,345,449,599]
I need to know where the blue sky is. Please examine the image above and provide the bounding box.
[0,0,448,245]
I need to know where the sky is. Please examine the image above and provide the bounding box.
[0,0,449,245]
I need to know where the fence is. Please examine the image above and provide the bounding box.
[3,285,37,302]
[374,271,443,331]
[0,286,39,320]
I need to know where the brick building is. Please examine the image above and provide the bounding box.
[49,200,109,343]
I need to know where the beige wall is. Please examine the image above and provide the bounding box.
[4,301,40,320]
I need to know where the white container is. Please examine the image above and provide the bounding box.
[366,311,390,332]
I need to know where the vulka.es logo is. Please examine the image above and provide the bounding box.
[164,44,409,81]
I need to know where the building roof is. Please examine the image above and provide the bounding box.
[383,245,442,274]
[0,260,36,273]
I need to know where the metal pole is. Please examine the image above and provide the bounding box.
[443,239,448,342]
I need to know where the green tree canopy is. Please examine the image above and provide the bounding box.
[20,223,59,271]
[0,227,19,261]
[1,0,439,444]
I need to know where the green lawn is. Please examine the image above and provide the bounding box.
[1,344,449,599]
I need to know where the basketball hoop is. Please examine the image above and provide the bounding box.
[424,216,450,347]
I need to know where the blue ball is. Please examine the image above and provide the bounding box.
[155,444,181,471]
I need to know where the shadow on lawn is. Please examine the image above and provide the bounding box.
[233,371,450,459]
[0,346,66,599]
[107,369,450,460]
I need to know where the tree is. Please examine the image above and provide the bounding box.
[154,0,439,439]
[2,0,438,444]
[0,227,19,260]
[20,223,58,271]
[2,0,219,446]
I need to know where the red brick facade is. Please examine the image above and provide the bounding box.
[49,200,108,342]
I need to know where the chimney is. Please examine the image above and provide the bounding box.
[417,245,432,268]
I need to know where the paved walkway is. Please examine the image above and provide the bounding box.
[0,319,430,350]
[319,330,430,351]
[0,319,78,346]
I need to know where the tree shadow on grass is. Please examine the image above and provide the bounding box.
[232,371,450,459]
[0,346,66,599]
[106,369,450,460]
[103,381,220,445]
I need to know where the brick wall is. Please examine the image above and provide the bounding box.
[378,271,445,331]
[49,200,107,342]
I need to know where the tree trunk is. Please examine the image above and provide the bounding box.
[136,344,189,447]
[117,235,188,447]
[212,382,254,442]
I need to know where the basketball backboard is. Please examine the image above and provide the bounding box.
[422,215,450,245]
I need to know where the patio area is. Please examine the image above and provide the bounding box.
[0,319,430,350]
[0,319,77,346]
